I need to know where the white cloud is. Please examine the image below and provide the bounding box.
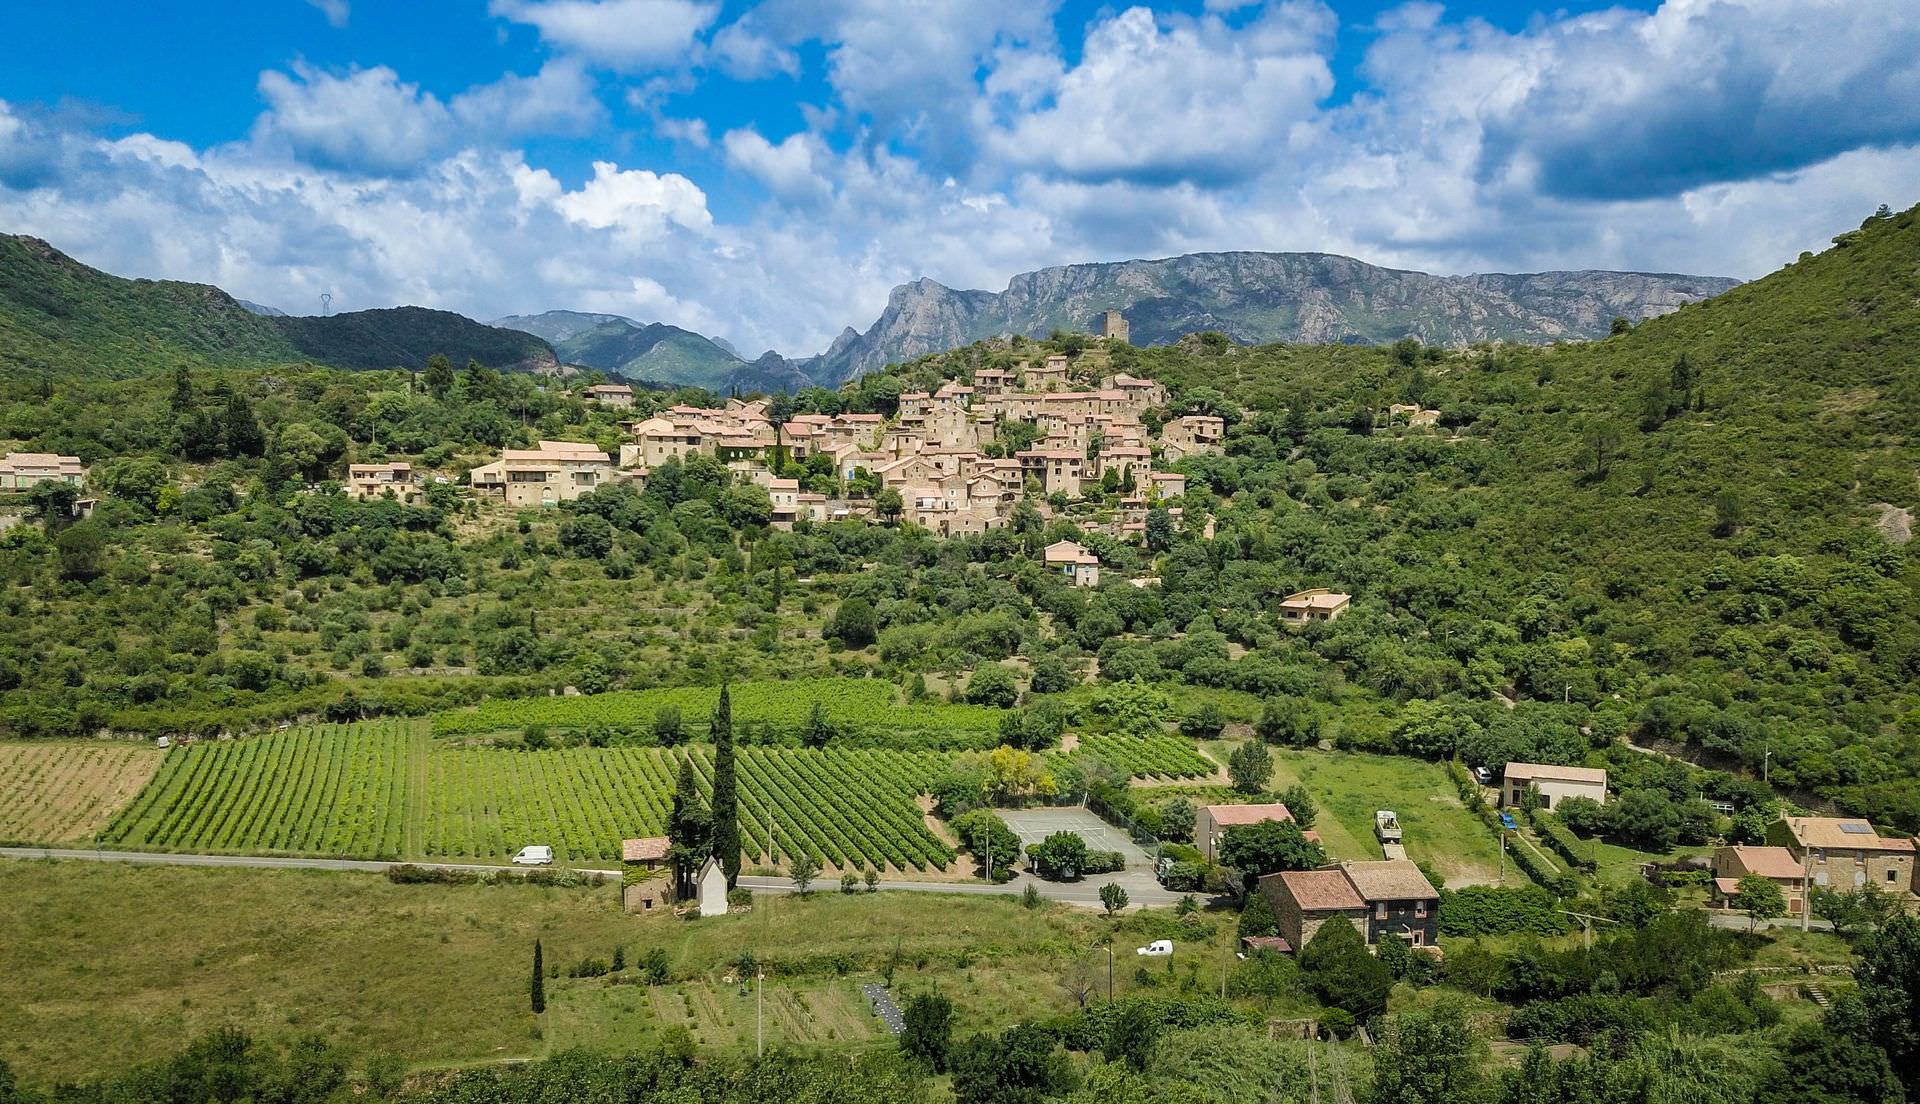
[450,59,605,136]
[490,0,720,70]
[553,160,713,234]
[307,0,350,28]
[253,64,452,175]
[981,4,1335,184]
[722,128,830,202]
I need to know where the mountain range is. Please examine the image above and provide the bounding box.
[806,253,1742,381]
[2,230,1738,391]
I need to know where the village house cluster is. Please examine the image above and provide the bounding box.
[601,357,1223,538]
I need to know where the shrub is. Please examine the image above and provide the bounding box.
[1438,886,1571,936]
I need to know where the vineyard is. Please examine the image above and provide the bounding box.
[1067,734,1217,780]
[104,722,412,859]
[431,678,1005,746]
[94,721,955,872]
[0,743,164,844]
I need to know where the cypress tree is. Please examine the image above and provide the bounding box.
[710,685,740,888]
[531,939,545,1014]
[667,755,710,899]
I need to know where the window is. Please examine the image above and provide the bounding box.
[1415,900,1427,919]
[1375,903,1387,920]
[1411,930,1424,946]
[1891,869,1901,883]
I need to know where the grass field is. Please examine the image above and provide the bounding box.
[1250,746,1507,885]
[0,743,162,844]
[0,861,1234,1085]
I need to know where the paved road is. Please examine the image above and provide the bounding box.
[0,847,1181,909]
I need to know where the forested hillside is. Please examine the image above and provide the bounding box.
[0,237,559,380]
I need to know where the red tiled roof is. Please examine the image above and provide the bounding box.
[1205,803,1294,826]
[1269,869,1363,911]
[622,837,670,862]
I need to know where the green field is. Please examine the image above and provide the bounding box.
[0,861,1231,1085]
[1069,733,1218,779]
[1257,746,1507,885]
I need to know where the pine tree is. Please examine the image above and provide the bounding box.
[710,685,740,888]
[531,939,545,1013]
[423,353,456,399]
[222,391,265,458]
[169,365,195,414]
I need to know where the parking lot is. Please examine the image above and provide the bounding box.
[997,806,1156,869]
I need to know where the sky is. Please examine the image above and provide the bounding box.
[1,0,1916,358]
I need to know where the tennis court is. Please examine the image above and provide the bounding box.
[997,806,1154,869]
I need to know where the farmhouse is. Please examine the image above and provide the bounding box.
[1195,802,1297,864]
[1279,589,1351,625]
[1044,540,1101,587]
[1767,816,1915,894]
[1711,845,1809,914]
[0,452,85,490]
[621,836,673,913]
[1259,858,1440,950]
[469,440,616,507]
[1500,763,1608,811]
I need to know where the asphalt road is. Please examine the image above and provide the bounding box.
[0,847,1182,909]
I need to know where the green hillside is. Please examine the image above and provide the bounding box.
[0,236,558,379]
[0,235,298,379]
[554,318,743,389]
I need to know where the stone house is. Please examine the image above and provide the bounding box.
[622,836,673,913]
[1262,869,1368,950]
[1260,859,1440,951]
[0,452,85,490]
[583,383,636,408]
[1195,802,1300,864]
[469,440,615,508]
[1768,817,1916,895]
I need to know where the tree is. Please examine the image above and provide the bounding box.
[788,851,821,895]
[876,486,903,524]
[1028,655,1077,694]
[1238,891,1279,938]
[53,521,108,582]
[218,391,264,458]
[1859,914,1920,1099]
[1028,830,1089,879]
[1609,316,1632,335]
[1758,994,1906,1104]
[1144,506,1174,552]
[1611,788,1681,850]
[1368,998,1489,1104]
[826,596,878,649]
[654,705,685,745]
[1219,820,1327,894]
[1257,699,1321,747]
[423,353,456,398]
[1299,918,1392,1019]
[1181,703,1226,740]
[1714,490,1747,537]
[801,700,836,748]
[1104,1001,1158,1072]
[1227,739,1273,795]
[1278,783,1318,829]
[1157,795,1196,842]
[1100,882,1128,917]
[169,364,195,413]
[900,991,955,1072]
[1731,873,1786,931]
[1376,930,1414,980]
[966,663,1020,708]
[710,686,741,888]
[1580,419,1623,482]
[531,940,546,1013]
[950,1024,1070,1104]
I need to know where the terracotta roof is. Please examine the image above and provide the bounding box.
[1268,869,1363,911]
[622,837,670,862]
[1280,589,1352,611]
[1781,817,1916,852]
[1240,935,1293,953]
[1339,859,1439,902]
[1502,762,1607,785]
[1723,845,1804,880]
[1204,803,1294,827]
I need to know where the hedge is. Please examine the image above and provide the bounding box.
[1438,885,1571,936]
[1532,812,1598,872]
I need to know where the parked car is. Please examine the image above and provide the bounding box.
[1472,766,1493,785]
[155,736,171,749]
[512,845,554,866]
[1136,940,1174,957]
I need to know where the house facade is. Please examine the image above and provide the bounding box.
[469,440,615,507]
[1262,869,1367,950]
[1195,802,1297,864]
[621,836,673,913]
[345,462,423,504]
[1044,540,1100,587]
[0,452,85,490]
[1500,763,1608,810]
[1340,859,1441,947]
[1711,845,1808,914]
[1767,817,1916,895]
[1279,589,1351,625]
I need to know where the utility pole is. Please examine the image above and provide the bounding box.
[1764,741,1771,785]
[1801,846,1813,933]
[1556,909,1619,951]
[756,969,764,1058]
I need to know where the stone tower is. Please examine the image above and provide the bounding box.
[1099,309,1130,344]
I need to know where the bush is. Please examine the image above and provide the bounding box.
[1533,813,1597,872]
[965,663,1020,708]
[1438,886,1571,936]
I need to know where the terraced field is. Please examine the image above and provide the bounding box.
[0,743,164,843]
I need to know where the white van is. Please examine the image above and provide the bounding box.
[1136,939,1174,957]
[512,845,554,866]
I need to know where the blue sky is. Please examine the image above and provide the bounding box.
[1,0,1915,355]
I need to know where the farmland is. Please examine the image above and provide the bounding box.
[431,678,1006,746]
[0,743,163,844]
[1069,732,1216,779]
[90,721,956,870]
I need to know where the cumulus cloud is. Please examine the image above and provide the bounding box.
[982,4,1335,185]
[490,0,720,70]
[551,160,713,234]
[722,128,830,202]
